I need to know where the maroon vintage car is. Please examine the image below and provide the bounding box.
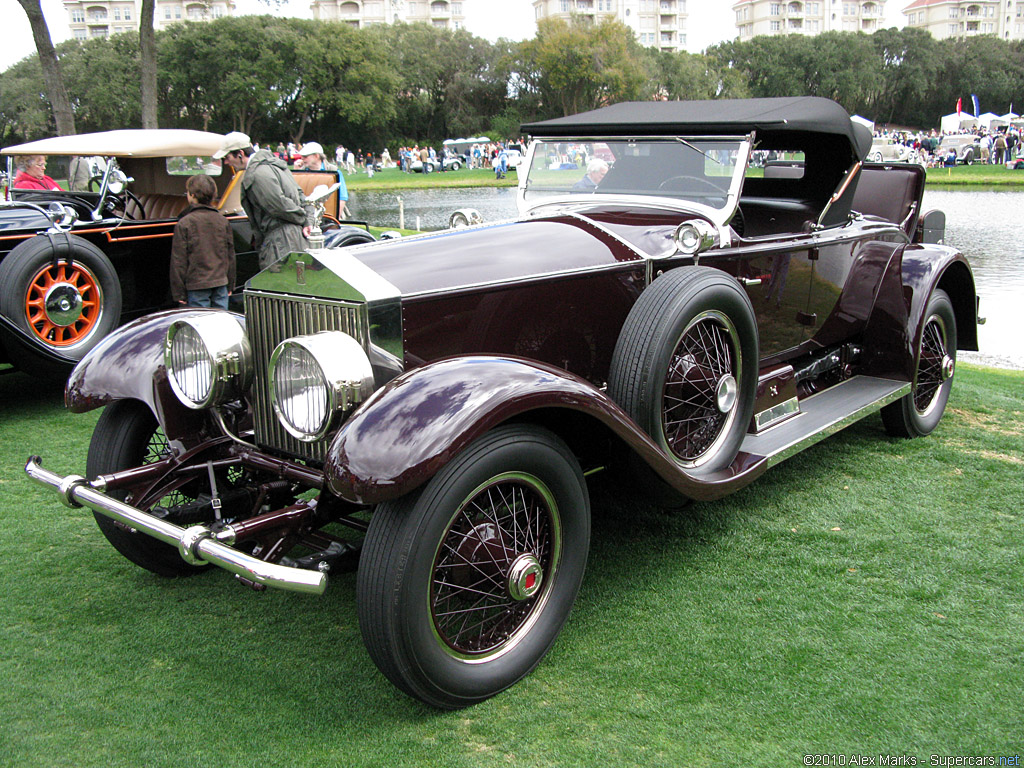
[27,97,978,708]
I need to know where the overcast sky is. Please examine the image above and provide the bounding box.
[2,0,906,80]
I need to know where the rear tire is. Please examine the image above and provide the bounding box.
[881,288,957,438]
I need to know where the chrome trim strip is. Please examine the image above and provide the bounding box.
[24,457,326,595]
[753,396,800,431]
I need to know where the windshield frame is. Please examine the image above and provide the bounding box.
[517,134,753,230]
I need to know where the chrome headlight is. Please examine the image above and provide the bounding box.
[165,313,253,409]
[269,331,374,442]
[674,219,717,257]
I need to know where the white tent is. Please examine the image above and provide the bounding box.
[940,112,978,133]
[977,112,1008,130]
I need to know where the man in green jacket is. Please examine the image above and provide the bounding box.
[214,132,313,271]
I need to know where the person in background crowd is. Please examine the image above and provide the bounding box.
[299,141,348,218]
[335,145,345,167]
[68,155,102,191]
[215,131,312,272]
[419,145,431,173]
[298,142,336,171]
[573,157,608,191]
[494,145,508,180]
[169,173,235,310]
[381,148,392,168]
[993,132,1007,165]
[13,155,62,191]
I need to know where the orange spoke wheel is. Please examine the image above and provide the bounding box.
[24,260,103,347]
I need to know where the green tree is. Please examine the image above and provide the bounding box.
[290,21,400,147]
[518,16,649,118]
[62,34,142,133]
[868,27,941,126]
[15,0,76,135]
[643,48,749,101]
[0,56,54,144]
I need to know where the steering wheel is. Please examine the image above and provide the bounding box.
[87,174,105,192]
[658,175,726,195]
[101,188,146,220]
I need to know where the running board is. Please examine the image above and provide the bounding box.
[742,376,910,467]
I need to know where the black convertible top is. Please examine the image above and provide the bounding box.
[523,97,872,162]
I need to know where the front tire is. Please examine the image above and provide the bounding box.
[881,288,957,438]
[86,399,210,577]
[357,425,590,708]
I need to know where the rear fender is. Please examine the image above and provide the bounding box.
[323,356,768,505]
[64,308,243,443]
[860,243,977,381]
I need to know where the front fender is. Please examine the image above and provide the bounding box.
[324,356,768,505]
[65,308,244,442]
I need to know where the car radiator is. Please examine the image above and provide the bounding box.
[245,289,368,463]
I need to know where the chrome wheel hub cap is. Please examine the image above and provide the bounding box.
[941,355,954,381]
[715,374,738,414]
[44,283,84,327]
[507,553,543,602]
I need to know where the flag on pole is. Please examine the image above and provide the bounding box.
[971,94,980,117]
[956,97,962,116]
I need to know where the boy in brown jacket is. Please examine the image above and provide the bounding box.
[170,174,236,309]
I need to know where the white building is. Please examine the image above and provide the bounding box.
[902,0,1024,42]
[532,0,688,53]
[64,0,235,39]
[311,0,466,29]
[733,0,887,41]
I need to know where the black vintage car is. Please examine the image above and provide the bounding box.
[0,130,365,379]
[28,98,978,708]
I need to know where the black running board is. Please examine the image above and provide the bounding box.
[742,376,910,467]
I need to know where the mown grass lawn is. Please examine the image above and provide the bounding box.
[1,363,1021,768]
[924,162,1023,187]
[345,165,518,192]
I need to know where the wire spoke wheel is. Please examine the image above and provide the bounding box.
[662,310,741,465]
[881,288,957,438]
[357,425,590,708]
[431,473,559,659]
[608,267,757,487]
[913,312,950,416]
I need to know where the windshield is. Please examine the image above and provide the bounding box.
[521,138,747,212]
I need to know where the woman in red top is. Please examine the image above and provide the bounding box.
[13,155,63,191]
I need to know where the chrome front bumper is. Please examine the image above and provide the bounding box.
[25,456,327,595]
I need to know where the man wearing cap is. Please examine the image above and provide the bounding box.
[214,131,314,271]
[299,141,349,219]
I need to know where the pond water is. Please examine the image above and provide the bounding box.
[348,187,1023,369]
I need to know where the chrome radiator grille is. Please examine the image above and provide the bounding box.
[246,290,367,462]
